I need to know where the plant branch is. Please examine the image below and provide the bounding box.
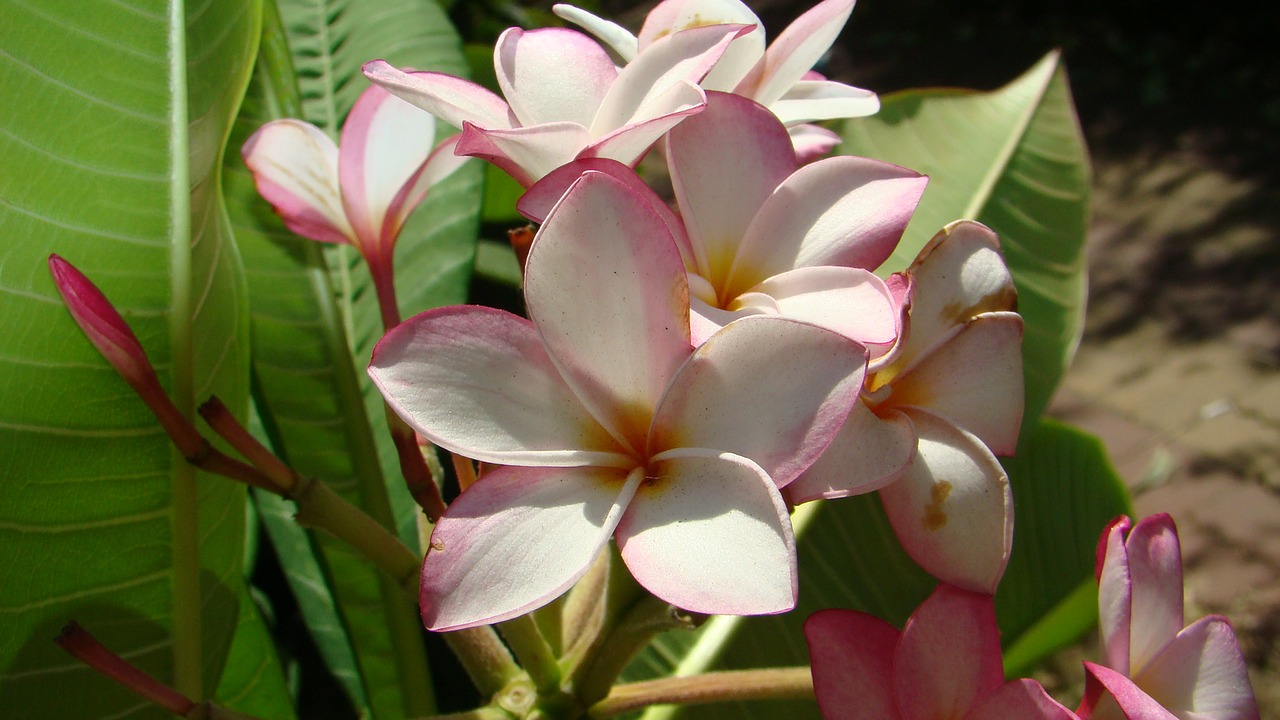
[588,668,814,718]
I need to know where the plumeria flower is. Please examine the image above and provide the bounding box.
[520,92,926,353]
[241,82,469,327]
[554,0,878,160]
[369,170,866,630]
[362,22,749,188]
[788,220,1023,594]
[1078,514,1259,720]
[805,583,1079,720]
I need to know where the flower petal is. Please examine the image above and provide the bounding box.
[894,220,1017,373]
[745,0,855,106]
[616,448,796,614]
[421,464,642,630]
[592,23,749,135]
[730,156,926,293]
[879,409,1013,593]
[1125,514,1185,676]
[338,83,439,251]
[456,120,592,187]
[785,403,915,502]
[1081,663,1178,720]
[964,679,1081,720]
[241,119,354,245]
[768,79,880,124]
[886,312,1025,454]
[750,265,900,352]
[1098,516,1136,674]
[525,171,691,453]
[895,584,1005,720]
[804,609,900,720]
[552,3,639,62]
[789,123,842,164]
[581,81,707,166]
[637,0,766,91]
[368,305,627,466]
[383,133,471,242]
[362,61,515,131]
[495,27,618,128]
[650,315,864,487]
[666,91,797,288]
[1135,615,1259,720]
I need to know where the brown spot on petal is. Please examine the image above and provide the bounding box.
[430,540,446,553]
[923,480,952,531]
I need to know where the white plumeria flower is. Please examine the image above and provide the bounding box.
[362,22,749,188]
[520,92,926,352]
[789,221,1024,594]
[554,0,878,159]
[369,170,866,630]
[1080,514,1260,720]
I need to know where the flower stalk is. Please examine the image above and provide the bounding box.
[588,668,814,718]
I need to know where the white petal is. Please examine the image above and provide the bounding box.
[650,315,864,487]
[422,465,642,630]
[786,403,915,502]
[617,448,796,614]
[495,27,618,128]
[240,119,354,245]
[879,409,1013,593]
[747,0,855,106]
[369,305,628,466]
[552,3,639,62]
[582,81,706,167]
[637,0,766,91]
[750,266,899,351]
[1136,616,1260,720]
[768,79,880,124]
[789,123,842,164]
[1125,514,1186,677]
[456,121,592,187]
[362,61,515,131]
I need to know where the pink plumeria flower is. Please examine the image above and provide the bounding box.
[521,92,926,352]
[554,0,878,160]
[805,583,1079,720]
[362,22,749,188]
[788,221,1023,594]
[369,170,866,630]
[242,83,469,325]
[1078,514,1259,720]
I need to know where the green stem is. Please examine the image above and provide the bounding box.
[572,594,695,707]
[408,707,513,720]
[588,668,814,718]
[443,629,523,699]
[499,615,562,695]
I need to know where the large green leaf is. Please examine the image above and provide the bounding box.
[222,0,481,717]
[0,0,278,716]
[840,51,1091,433]
[627,420,1129,720]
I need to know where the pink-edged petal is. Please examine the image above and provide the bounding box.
[804,609,901,720]
[592,23,750,135]
[1135,616,1260,720]
[880,410,1014,593]
[1124,514,1185,676]
[383,134,471,241]
[886,312,1025,454]
[790,123,842,164]
[362,61,515,131]
[894,584,1005,720]
[729,156,927,294]
[338,84,439,251]
[456,120,592,187]
[422,464,643,630]
[552,3,639,62]
[964,680,1081,720]
[650,315,864,487]
[525,171,691,453]
[495,27,618,128]
[369,305,627,466]
[895,220,1017,372]
[518,157,696,269]
[581,81,707,166]
[241,119,354,245]
[638,0,765,91]
[750,266,900,352]
[1098,516,1136,674]
[745,0,854,105]
[687,294,772,345]
[616,448,796,614]
[1081,664,1178,720]
[666,91,797,287]
[786,403,915,502]
[768,79,880,124]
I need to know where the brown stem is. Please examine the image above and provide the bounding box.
[588,668,814,718]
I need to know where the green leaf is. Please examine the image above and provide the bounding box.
[0,0,265,716]
[626,421,1129,720]
[215,587,298,719]
[223,0,481,716]
[840,51,1092,432]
